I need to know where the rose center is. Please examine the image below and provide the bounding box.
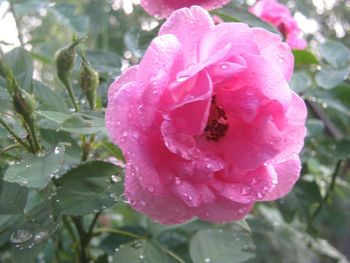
[205,95,229,141]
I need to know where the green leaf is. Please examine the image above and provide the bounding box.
[51,3,89,35]
[0,215,21,247]
[124,26,159,59]
[32,80,69,113]
[53,161,124,216]
[292,50,318,66]
[319,139,350,160]
[0,180,28,215]
[0,78,12,112]
[101,142,125,163]
[318,41,350,68]
[114,240,175,263]
[8,202,57,250]
[4,47,34,92]
[190,225,255,263]
[276,180,322,222]
[3,144,66,189]
[36,110,107,135]
[40,129,82,166]
[86,50,122,75]
[315,67,349,89]
[306,119,325,137]
[100,226,147,254]
[60,114,106,134]
[290,71,312,93]
[213,6,279,35]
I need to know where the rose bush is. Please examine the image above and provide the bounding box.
[140,0,230,18]
[249,0,307,50]
[106,6,307,224]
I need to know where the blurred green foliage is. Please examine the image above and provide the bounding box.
[0,0,349,262]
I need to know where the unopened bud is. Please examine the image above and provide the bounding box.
[55,38,85,84]
[13,88,36,121]
[79,56,99,109]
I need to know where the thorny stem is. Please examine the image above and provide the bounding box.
[0,117,32,152]
[311,160,343,221]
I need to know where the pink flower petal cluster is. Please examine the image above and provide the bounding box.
[249,0,307,50]
[140,0,230,18]
[106,6,307,224]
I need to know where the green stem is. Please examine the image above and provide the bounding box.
[0,143,21,154]
[311,160,342,221]
[0,117,32,152]
[26,118,41,153]
[62,77,79,112]
[81,134,95,161]
[158,245,186,263]
[62,216,80,263]
[93,228,145,240]
[87,212,101,238]
[72,217,89,263]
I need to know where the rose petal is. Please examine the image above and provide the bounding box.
[252,28,294,81]
[159,6,214,65]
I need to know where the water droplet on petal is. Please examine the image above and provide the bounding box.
[220,63,229,70]
[238,208,245,214]
[177,75,190,83]
[251,178,258,185]
[241,186,251,195]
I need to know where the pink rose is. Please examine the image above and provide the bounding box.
[106,6,307,224]
[249,0,307,50]
[140,0,231,18]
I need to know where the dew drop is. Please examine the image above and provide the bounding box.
[241,186,251,195]
[54,146,61,154]
[177,75,190,83]
[220,63,229,70]
[251,178,258,185]
[256,192,263,199]
[111,175,122,183]
[10,230,33,244]
[21,179,28,185]
[174,177,181,185]
[34,231,49,243]
[204,258,211,262]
